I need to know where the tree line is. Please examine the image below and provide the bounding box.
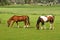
[0,0,60,6]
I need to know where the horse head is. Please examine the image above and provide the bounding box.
[7,19,11,27]
[7,16,13,27]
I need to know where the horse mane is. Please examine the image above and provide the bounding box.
[9,15,16,20]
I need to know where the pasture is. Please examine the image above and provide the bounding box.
[0,5,60,40]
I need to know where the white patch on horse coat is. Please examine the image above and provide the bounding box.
[40,16,48,22]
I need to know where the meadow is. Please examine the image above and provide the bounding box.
[0,5,60,40]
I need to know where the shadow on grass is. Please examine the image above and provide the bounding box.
[13,26,34,28]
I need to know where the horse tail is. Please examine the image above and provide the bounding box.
[27,16,30,25]
[28,16,30,25]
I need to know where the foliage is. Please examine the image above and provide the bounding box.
[0,0,10,5]
[0,0,60,6]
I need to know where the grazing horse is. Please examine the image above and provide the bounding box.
[36,15,55,30]
[7,15,30,28]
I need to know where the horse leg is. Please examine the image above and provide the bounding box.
[10,21,15,27]
[26,20,29,27]
[26,24,29,28]
[16,22,19,28]
[49,19,54,30]
[24,21,27,28]
[49,23,54,30]
[41,22,46,30]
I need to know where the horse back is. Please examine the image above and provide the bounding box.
[10,15,29,21]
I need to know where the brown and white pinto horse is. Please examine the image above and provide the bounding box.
[7,15,30,28]
[36,15,55,30]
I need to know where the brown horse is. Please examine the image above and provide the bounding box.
[36,15,55,30]
[7,15,30,28]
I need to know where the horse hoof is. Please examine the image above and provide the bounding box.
[36,28,39,30]
[50,28,54,30]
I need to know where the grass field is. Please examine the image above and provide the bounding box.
[0,5,60,40]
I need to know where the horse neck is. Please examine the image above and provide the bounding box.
[8,17,13,22]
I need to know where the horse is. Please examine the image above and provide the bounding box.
[7,15,30,28]
[36,15,55,30]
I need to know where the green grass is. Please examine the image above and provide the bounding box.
[0,5,60,40]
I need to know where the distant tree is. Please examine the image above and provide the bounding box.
[20,0,25,4]
[0,0,10,5]
[58,0,60,3]
[0,0,59,5]
[28,0,33,4]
